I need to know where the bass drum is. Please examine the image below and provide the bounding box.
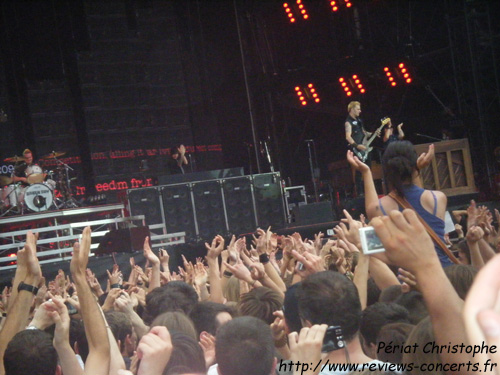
[24,183,54,212]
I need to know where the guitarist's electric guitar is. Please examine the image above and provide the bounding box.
[351,117,391,162]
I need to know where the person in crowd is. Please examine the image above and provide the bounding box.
[167,144,188,175]
[347,140,454,267]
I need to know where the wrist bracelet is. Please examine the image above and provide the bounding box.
[18,281,39,295]
[351,142,358,148]
[110,283,121,289]
[259,253,270,264]
[223,270,233,278]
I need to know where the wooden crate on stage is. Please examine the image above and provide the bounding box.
[414,139,476,196]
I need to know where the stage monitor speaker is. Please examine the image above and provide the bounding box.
[222,176,256,235]
[127,187,163,225]
[161,184,197,241]
[253,173,285,229]
[95,226,150,255]
[192,180,227,240]
[291,202,335,226]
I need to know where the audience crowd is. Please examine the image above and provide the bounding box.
[1,140,500,375]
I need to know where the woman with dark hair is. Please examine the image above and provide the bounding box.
[347,141,453,267]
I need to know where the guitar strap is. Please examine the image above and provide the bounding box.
[388,192,459,264]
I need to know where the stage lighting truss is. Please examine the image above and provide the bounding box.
[283,0,309,23]
[329,0,352,12]
[294,83,321,106]
[384,63,413,86]
[339,75,365,96]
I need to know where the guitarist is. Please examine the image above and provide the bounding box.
[344,101,380,195]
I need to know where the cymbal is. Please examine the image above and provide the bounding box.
[27,173,47,184]
[0,175,12,186]
[41,151,66,160]
[4,156,26,163]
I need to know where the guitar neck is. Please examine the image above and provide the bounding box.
[365,118,391,147]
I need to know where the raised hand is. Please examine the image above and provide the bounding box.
[416,144,435,170]
[371,210,438,272]
[346,150,370,173]
[288,325,328,375]
[143,237,159,265]
[136,326,173,375]
[70,227,92,280]
[205,235,225,260]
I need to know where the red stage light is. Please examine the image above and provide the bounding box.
[8,253,16,257]
[333,6,338,11]
[295,86,300,91]
[301,9,306,14]
[299,96,305,100]
[389,77,394,81]
[357,84,362,88]
[301,101,307,105]
[401,68,407,73]
[346,2,352,7]
[344,87,349,92]
[339,77,344,82]
[391,82,397,86]
[406,78,412,83]
[297,0,301,3]
[360,88,365,93]
[347,91,352,96]
[308,83,313,88]
[291,18,296,22]
[399,63,404,68]
[331,0,336,4]
[352,75,358,79]
[283,3,288,7]
[384,67,389,71]
[299,4,304,8]
[404,73,409,78]
[386,72,391,77]
[315,98,320,102]
[310,88,315,92]
[303,14,309,19]
[313,93,318,98]
[341,82,347,87]
[355,79,360,84]
[288,13,293,17]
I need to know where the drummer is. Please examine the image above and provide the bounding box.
[11,149,35,185]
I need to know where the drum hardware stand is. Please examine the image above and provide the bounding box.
[0,184,24,217]
[52,156,79,209]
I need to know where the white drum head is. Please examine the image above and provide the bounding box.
[24,183,53,212]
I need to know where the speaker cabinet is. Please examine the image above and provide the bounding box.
[127,187,163,225]
[253,173,285,229]
[192,180,227,239]
[291,202,335,225]
[161,184,197,241]
[222,176,256,234]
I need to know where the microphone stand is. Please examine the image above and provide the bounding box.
[245,143,253,175]
[305,140,319,203]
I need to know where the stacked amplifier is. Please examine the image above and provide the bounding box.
[127,172,285,243]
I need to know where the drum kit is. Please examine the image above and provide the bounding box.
[0,151,79,216]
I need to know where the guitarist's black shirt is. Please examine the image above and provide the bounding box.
[346,115,365,145]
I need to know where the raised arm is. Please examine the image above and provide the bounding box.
[346,151,380,219]
[70,227,110,375]
[0,231,42,375]
[372,210,470,374]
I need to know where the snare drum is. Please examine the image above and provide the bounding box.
[24,183,54,212]
[1,184,22,207]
